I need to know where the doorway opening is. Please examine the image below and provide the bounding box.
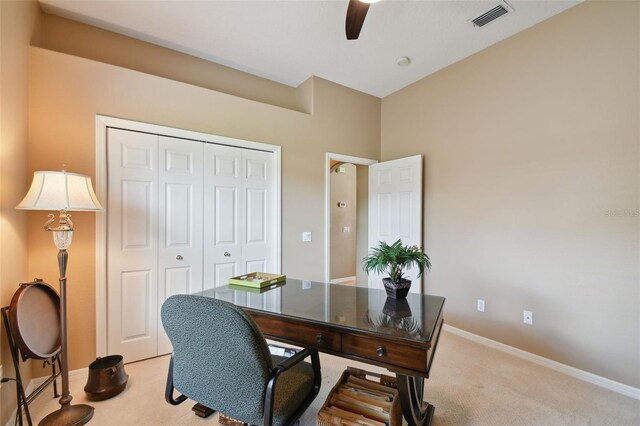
[325,153,377,285]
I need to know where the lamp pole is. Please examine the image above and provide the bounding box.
[39,212,94,426]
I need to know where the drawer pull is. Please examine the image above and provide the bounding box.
[224,252,231,257]
[176,255,183,260]
[376,346,386,357]
[316,333,325,344]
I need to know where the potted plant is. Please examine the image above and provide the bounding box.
[362,239,431,299]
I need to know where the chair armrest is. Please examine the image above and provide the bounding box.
[274,347,317,371]
[263,347,321,426]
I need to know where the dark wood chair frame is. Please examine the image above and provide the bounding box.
[165,347,322,426]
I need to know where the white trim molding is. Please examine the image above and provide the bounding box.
[95,115,282,358]
[324,152,377,283]
[444,324,640,400]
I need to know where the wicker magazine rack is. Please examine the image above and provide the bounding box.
[317,367,401,426]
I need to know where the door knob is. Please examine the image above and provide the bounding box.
[224,252,231,257]
[376,346,386,357]
[176,255,183,260]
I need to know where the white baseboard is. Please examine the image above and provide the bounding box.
[443,324,640,400]
[6,367,89,426]
[330,276,356,284]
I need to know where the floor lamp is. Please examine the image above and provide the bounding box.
[17,170,103,426]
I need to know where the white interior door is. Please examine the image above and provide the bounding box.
[368,155,423,293]
[157,136,204,355]
[203,144,276,289]
[203,144,243,289]
[107,128,159,362]
[242,149,274,274]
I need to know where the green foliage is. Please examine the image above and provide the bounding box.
[362,239,431,283]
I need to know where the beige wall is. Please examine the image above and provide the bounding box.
[330,163,357,280]
[28,44,380,371]
[23,0,638,392]
[0,0,41,422]
[381,1,639,388]
[32,13,305,112]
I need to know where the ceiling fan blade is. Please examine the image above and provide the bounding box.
[345,0,370,40]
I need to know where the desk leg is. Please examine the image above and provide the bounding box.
[191,403,215,418]
[396,374,435,426]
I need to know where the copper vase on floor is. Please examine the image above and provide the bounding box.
[84,355,129,401]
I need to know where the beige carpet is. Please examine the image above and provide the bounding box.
[27,331,639,425]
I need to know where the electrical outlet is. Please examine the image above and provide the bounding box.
[302,232,312,242]
[342,226,350,233]
[302,280,312,289]
[523,310,533,325]
[477,299,485,312]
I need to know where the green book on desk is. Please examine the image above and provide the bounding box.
[228,272,286,289]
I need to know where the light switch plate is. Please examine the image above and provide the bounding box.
[302,232,312,242]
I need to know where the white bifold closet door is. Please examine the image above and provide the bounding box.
[107,129,159,362]
[107,127,276,362]
[203,144,274,289]
[156,136,204,355]
[107,129,204,361]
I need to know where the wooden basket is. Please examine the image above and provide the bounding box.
[219,413,243,426]
[317,367,402,426]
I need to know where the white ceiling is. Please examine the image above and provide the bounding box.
[39,0,582,98]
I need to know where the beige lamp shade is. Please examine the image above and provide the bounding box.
[17,171,103,211]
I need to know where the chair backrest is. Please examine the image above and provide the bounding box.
[161,294,274,424]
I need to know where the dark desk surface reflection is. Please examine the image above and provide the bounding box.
[198,279,445,345]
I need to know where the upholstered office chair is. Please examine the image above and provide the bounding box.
[161,294,321,426]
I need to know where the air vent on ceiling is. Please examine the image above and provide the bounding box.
[471,1,514,28]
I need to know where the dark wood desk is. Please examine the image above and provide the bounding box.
[199,279,445,426]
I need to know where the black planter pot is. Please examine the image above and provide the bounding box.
[382,277,411,299]
[382,297,413,319]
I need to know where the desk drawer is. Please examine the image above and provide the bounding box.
[250,313,341,352]
[342,334,426,371]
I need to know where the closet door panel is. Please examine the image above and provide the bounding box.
[107,128,159,362]
[157,136,204,355]
[204,144,243,289]
[214,263,237,285]
[120,270,152,340]
[242,150,274,274]
[215,187,238,245]
[246,188,266,245]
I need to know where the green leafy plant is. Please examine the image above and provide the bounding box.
[362,239,431,283]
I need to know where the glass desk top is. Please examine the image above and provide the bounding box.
[198,278,445,345]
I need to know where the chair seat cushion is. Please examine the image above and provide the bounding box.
[270,355,315,426]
